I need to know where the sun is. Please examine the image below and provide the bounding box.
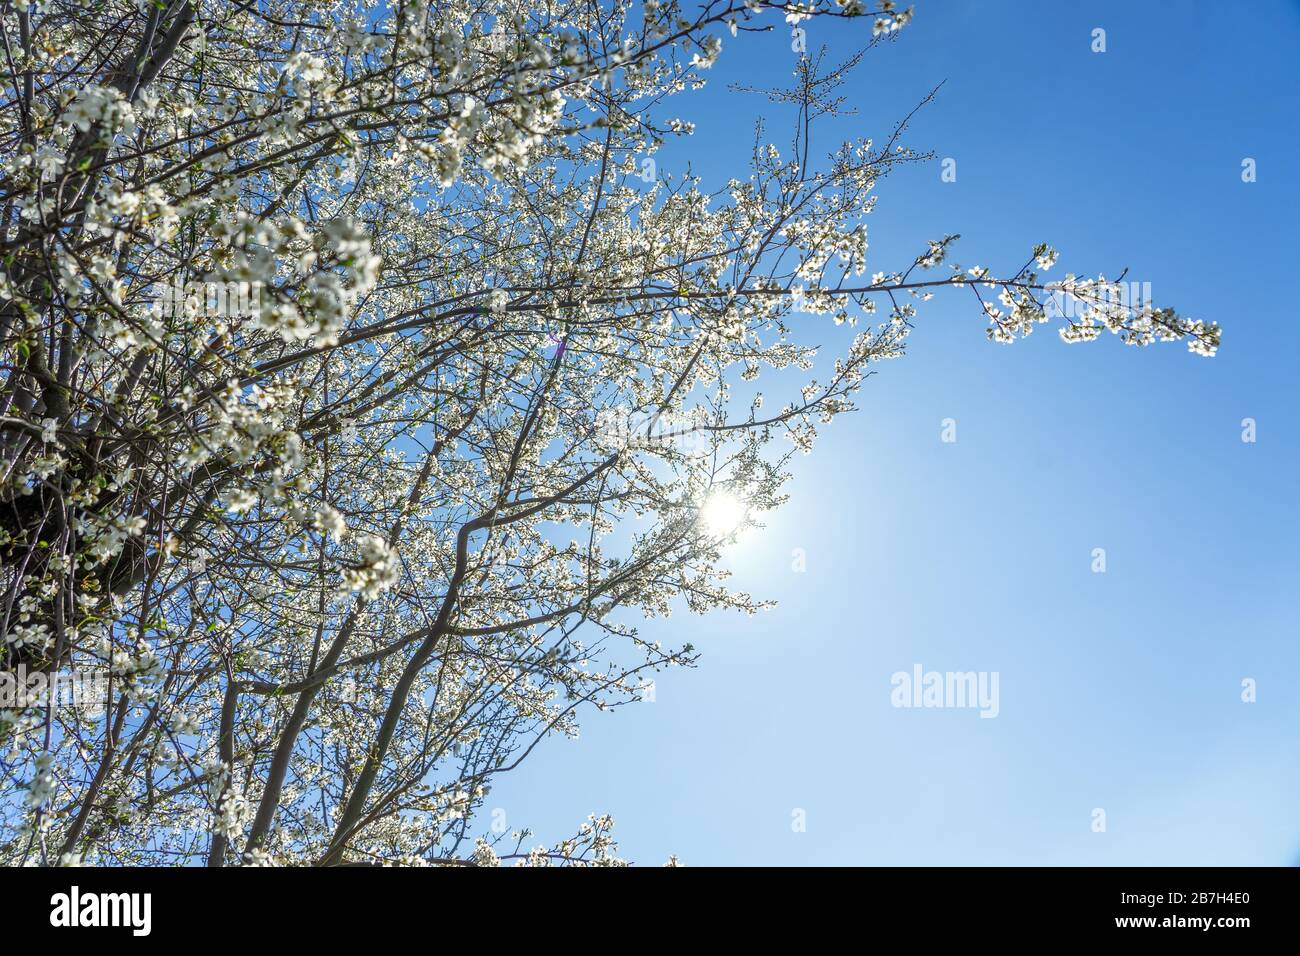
[700,489,748,537]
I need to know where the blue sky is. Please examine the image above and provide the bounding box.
[488,1,1300,865]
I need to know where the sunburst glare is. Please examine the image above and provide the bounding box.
[700,490,748,537]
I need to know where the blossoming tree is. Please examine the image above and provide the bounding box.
[0,0,1217,866]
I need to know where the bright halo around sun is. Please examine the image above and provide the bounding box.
[700,489,748,537]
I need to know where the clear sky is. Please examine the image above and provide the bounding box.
[488,1,1300,865]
